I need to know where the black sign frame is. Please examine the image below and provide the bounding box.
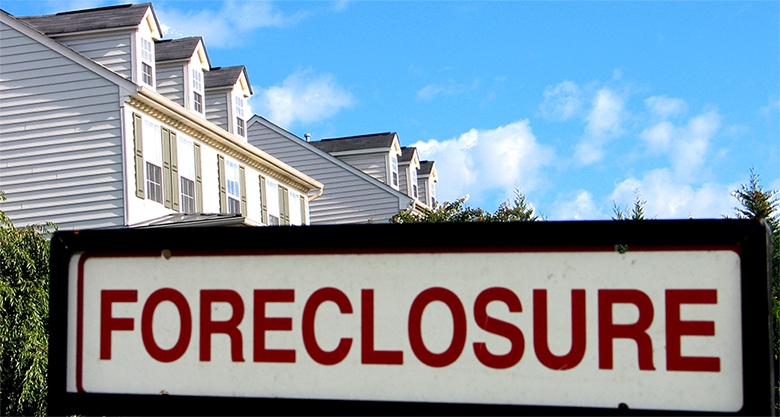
[48,219,774,415]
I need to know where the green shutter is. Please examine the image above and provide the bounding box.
[299,195,306,225]
[259,176,267,225]
[133,113,144,198]
[194,143,203,212]
[162,128,172,209]
[239,166,247,216]
[279,185,290,226]
[169,131,179,211]
[217,155,227,213]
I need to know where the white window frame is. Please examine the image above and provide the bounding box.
[390,154,399,186]
[225,159,241,214]
[178,136,196,213]
[140,38,154,87]
[192,69,204,114]
[142,119,163,204]
[234,95,246,137]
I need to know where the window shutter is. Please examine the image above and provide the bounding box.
[133,113,144,198]
[239,166,247,216]
[259,176,267,225]
[194,143,203,212]
[279,186,290,225]
[169,131,179,211]
[217,155,227,213]
[162,128,172,209]
[299,195,306,225]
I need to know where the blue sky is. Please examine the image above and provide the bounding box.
[6,0,779,219]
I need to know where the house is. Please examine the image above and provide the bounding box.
[398,147,420,201]
[0,3,322,230]
[247,116,427,224]
[417,160,438,208]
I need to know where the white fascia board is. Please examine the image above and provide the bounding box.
[248,115,417,205]
[329,148,391,157]
[132,90,323,194]
[1,12,140,94]
[194,41,210,71]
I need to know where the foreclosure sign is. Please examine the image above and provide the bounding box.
[48,221,774,415]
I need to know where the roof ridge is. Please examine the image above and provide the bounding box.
[319,132,394,142]
[54,2,144,15]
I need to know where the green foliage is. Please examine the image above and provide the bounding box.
[0,195,52,416]
[612,191,648,221]
[391,189,542,224]
[730,169,779,408]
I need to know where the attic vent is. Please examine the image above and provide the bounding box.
[305,133,311,142]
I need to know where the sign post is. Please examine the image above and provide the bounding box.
[48,220,774,415]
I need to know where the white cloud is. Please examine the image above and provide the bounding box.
[638,120,674,153]
[156,1,307,48]
[539,80,583,121]
[412,120,554,206]
[644,95,688,119]
[574,87,628,165]
[611,169,735,219]
[550,190,602,220]
[416,79,480,101]
[252,69,356,128]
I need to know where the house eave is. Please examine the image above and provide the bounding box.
[129,87,323,194]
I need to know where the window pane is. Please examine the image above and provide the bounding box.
[146,162,162,204]
[194,93,203,113]
[236,118,245,137]
[142,63,153,85]
[180,177,195,213]
[228,197,241,215]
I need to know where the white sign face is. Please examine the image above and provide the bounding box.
[67,248,743,412]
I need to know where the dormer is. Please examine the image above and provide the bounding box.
[418,160,439,207]
[398,147,421,200]
[155,37,211,115]
[310,132,403,190]
[204,66,253,140]
[18,3,163,87]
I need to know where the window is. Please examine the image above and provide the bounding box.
[289,191,301,225]
[430,180,436,206]
[146,163,162,203]
[193,92,203,114]
[142,63,153,86]
[178,137,196,213]
[410,166,418,198]
[143,119,163,204]
[235,95,246,137]
[236,118,245,137]
[225,160,241,214]
[267,180,279,225]
[140,38,154,86]
[192,70,203,114]
[180,177,195,212]
[390,154,398,186]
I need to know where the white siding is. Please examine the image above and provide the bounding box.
[57,32,134,80]
[248,120,411,224]
[0,22,125,230]
[205,90,228,132]
[155,64,184,106]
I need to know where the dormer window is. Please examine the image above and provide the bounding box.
[410,166,418,198]
[430,181,436,206]
[192,69,204,114]
[390,154,399,186]
[235,95,246,137]
[140,38,154,86]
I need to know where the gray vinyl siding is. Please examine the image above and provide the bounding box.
[155,64,184,106]
[398,166,410,197]
[248,121,408,224]
[57,32,134,80]
[418,178,430,207]
[335,153,388,185]
[205,90,228,132]
[0,21,126,230]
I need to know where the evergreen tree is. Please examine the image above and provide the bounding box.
[392,189,542,223]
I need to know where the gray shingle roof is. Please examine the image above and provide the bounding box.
[17,3,158,36]
[311,133,396,153]
[399,146,417,163]
[419,160,435,175]
[204,66,253,95]
[155,36,209,67]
